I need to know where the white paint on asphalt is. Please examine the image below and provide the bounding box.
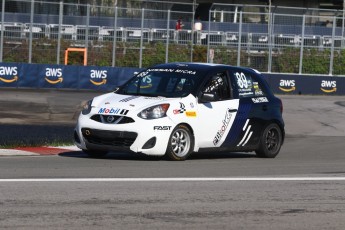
[1,177,345,182]
[0,149,39,156]
[0,146,80,156]
[48,145,80,151]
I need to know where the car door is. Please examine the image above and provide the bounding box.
[195,69,239,148]
[220,69,269,149]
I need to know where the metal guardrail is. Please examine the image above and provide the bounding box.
[2,23,343,48]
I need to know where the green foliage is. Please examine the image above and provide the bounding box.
[192,45,207,63]
[273,48,300,73]
[302,48,330,74]
[332,49,345,75]
[212,47,238,66]
[272,48,342,75]
[88,42,112,66]
[2,38,345,76]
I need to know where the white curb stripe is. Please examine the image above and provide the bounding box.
[48,146,80,151]
[0,146,80,156]
[0,149,40,156]
[1,177,345,182]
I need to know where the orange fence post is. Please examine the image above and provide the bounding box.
[64,48,87,66]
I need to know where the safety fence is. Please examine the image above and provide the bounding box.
[0,62,344,95]
[1,1,345,76]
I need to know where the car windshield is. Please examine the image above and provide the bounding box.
[117,69,200,98]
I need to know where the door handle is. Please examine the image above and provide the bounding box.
[228,109,238,113]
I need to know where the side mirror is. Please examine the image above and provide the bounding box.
[200,93,216,103]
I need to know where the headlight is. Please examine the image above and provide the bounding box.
[138,104,170,119]
[81,99,93,115]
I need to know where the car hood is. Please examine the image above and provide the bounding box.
[92,92,176,112]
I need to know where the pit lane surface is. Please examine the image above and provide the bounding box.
[0,89,345,229]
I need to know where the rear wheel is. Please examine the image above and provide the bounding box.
[165,124,194,161]
[83,149,108,158]
[255,123,282,158]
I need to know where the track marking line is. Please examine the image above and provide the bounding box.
[1,177,345,182]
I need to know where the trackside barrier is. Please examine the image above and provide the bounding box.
[264,74,345,95]
[0,62,344,95]
[0,63,140,91]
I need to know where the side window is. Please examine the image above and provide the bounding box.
[234,71,265,98]
[202,72,231,101]
[166,77,194,97]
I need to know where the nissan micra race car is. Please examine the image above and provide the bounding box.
[74,63,284,160]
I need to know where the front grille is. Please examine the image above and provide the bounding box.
[82,128,137,148]
[91,115,135,124]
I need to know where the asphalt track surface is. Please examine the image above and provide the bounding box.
[0,88,345,229]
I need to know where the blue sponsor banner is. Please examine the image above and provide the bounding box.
[0,62,141,90]
[264,73,345,95]
[77,66,140,90]
[39,65,78,89]
[1,62,344,95]
[18,63,40,88]
[116,67,140,86]
[79,66,110,91]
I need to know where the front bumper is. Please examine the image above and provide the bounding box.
[74,113,175,156]
[81,128,137,149]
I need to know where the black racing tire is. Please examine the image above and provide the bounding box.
[83,149,108,158]
[255,123,283,158]
[165,124,194,161]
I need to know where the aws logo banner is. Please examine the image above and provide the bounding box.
[265,73,345,95]
[279,79,296,93]
[90,69,107,86]
[45,68,63,84]
[320,80,337,93]
[39,65,78,89]
[79,67,118,90]
[0,65,19,86]
[40,66,63,88]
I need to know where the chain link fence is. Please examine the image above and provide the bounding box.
[1,0,345,75]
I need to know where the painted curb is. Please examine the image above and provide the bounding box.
[0,146,80,156]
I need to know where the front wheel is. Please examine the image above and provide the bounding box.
[83,149,108,158]
[165,124,194,161]
[255,123,283,158]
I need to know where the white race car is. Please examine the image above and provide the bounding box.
[74,63,284,160]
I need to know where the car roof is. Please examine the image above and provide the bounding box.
[152,62,261,74]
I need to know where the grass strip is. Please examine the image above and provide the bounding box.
[0,124,75,148]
